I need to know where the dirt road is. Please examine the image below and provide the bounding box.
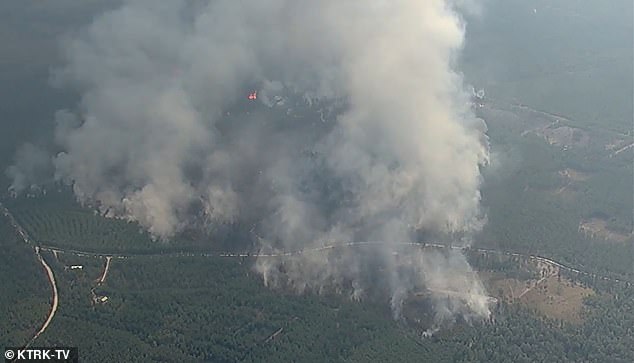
[25,246,59,348]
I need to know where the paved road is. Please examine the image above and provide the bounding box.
[38,240,631,286]
[25,246,59,348]
[1,201,630,348]
[1,203,59,348]
[4,200,625,287]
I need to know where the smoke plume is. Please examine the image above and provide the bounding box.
[10,0,491,321]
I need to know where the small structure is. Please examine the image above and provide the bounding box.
[93,294,109,304]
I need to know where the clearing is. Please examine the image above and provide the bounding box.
[579,218,632,243]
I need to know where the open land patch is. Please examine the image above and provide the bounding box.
[520,275,594,324]
[579,218,633,243]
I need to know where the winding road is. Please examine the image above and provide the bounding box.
[25,246,59,348]
[1,203,59,348]
[37,241,632,286]
[1,202,631,348]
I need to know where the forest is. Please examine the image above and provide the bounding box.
[1,0,632,361]
[2,210,633,362]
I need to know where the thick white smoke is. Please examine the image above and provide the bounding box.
[10,0,491,321]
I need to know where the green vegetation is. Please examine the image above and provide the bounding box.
[1,0,632,361]
[462,0,633,133]
[37,254,448,362]
[2,200,633,361]
[4,191,158,253]
[3,188,256,254]
[0,214,50,346]
[17,248,632,362]
[475,101,633,279]
[438,294,634,363]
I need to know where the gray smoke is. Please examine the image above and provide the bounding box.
[9,0,491,321]
[6,143,52,194]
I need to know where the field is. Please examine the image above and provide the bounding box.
[473,252,595,324]
[579,218,633,243]
[520,275,594,324]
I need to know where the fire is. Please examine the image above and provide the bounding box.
[248,91,257,100]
